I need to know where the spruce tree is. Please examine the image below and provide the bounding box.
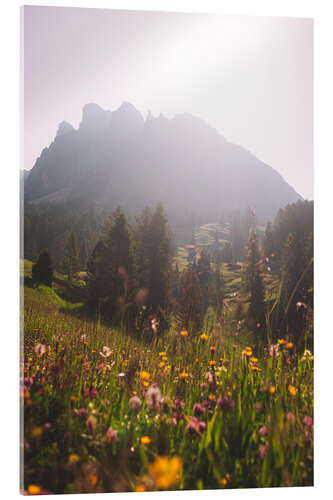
[243,229,266,341]
[62,231,80,284]
[32,249,54,287]
[176,267,204,335]
[87,207,135,326]
[135,204,171,330]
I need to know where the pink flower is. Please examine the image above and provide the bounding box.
[193,403,206,416]
[303,416,313,428]
[259,443,269,460]
[173,399,185,411]
[74,408,87,418]
[258,426,269,436]
[287,412,295,425]
[84,387,97,399]
[106,427,118,443]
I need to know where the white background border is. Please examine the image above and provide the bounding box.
[1,0,332,498]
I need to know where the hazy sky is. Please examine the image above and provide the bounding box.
[23,6,313,199]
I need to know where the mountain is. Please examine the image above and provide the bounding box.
[24,102,301,219]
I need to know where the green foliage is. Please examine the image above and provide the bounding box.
[87,207,136,328]
[32,249,54,287]
[243,230,266,342]
[175,267,204,335]
[61,231,80,284]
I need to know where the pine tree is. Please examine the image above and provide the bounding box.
[62,231,80,284]
[32,249,54,287]
[176,267,204,335]
[243,230,266,341]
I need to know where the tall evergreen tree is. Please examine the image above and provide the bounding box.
[176,267,204,335]
[243,230,266,341]
[32,249,54,287]
[62,231,80,284]
[196,250,211,311]
[135,204,172,330]
[87,207,135,326]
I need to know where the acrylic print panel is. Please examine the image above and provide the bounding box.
[21,5,313,495]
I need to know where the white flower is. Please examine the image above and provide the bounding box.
[100,346,112,358]
[34,343,46,355]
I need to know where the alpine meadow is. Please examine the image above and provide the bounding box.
[21,7,313,495]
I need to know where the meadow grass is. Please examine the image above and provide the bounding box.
[22,262,313,494]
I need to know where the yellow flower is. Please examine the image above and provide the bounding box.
[148,456,182,489]
[209,360,216,366]
[28,485,42,495]
[140,371,150,381]
[200,333,208,342]
[288,385,297,396]
[162,356,168,361]
[256,323,261,328]
[179,372,189,380]
[31,426,43,438]
[220,478,227,487]
[269,386,276,394]
[136,484,147,492]
[208,393,216,401]
[141,436,151,445]
[225,473,231,482]
[132,390,137,396]
[159,361,166,368]
[143,381,149,388]
[251,366,259,372]
[70,395,77,401]
[180,330,188,337]
[227,391,232,398]
[68,454,80,464]
[233,344,237,349]
[210,346,216,352]
[286,342,294,349]
[250,357,258,363]
[89,473,98,486]
[194,358,199,363]
[277,339,285,345]
[159,352,166,357]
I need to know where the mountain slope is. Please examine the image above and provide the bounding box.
[25,102,301,219]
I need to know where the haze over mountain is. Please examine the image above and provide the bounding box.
[24,102,301,220]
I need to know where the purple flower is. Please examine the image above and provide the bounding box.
[217,397,235,413]
[186,417,206,435]
[174,399,185,411]
[193,403,206,416]
[129,395,142,412]
[106,427,118,443]
[186,417,199,435]
[198,421,206,433]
